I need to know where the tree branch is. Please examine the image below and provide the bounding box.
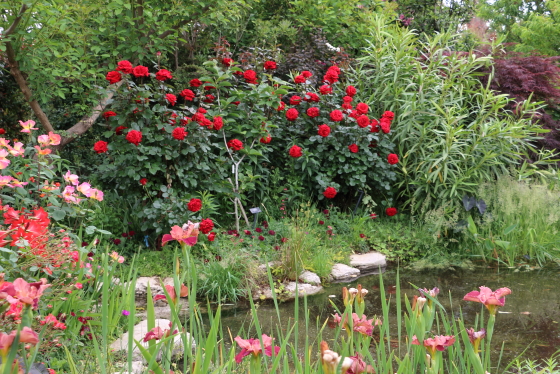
[4,4,28,37]
[59,81,124,146]
[157,19,190,39]
[5,41,55,133]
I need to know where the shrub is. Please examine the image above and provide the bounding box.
[350,18,545,213]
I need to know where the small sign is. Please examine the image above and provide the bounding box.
[249,207,261,214]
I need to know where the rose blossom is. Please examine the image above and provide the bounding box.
[289,145,303,158]
[155,69,172,81]
[330,110,344,122]
[323,187,337,199]
[227,139,243,151]
[126,130,142,146]
[319,85,332,95]
[386,207,397,216]
[263,61,277,70]
[286,108,299,121]
[166,93,177,106]
[317,124,331,137]
[307,107,320,118]
[187,198,202,212]
[132,65,149,78]
[106,71,122,84]
[93,141,108,154]
[116,60,133,74]
[172,127,187,140]
[387,153,399,165]
[348,144,359,153]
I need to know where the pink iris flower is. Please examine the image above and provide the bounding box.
[0,327,39,356]
[0,149,10,169]
[463,286,512,315]
[154,284,188,304]
[352,313,381,337]
[1,278,51,309]
[234,334,280,363]
[411,335,455,356]
[162,222,199,247]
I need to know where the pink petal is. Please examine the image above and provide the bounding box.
[234,336,252,350]
[463,290,481,302]
[235,348,250,363]
[161,234,174,245]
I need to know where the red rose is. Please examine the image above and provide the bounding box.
[387,153,399,165]
[232,101,240,106]
[227,139,243,151]
[212,117,223,130]
[139,178,147,185]
[204,94,215,103]
[243,70,257,84]
[106,71,122,84]
[180,89,195,101]
[155,69,172,81]
[370,213,377,219]
[323,66,339,84]
[357,115,369,128]
[103,111,117,119]
[342,103,353,110]
[264,61,277,70]
[199,218,214,234]
[132,65,149,77]
[306,107,320,118]
[258,235,265,241]
[356,103,369,115]
[286,108,299,121]
[113,239,121,245]
[277,101,286,111]
[172,127,187,140]
[204,85,215,90]
[222,58,233,66]
[294,75,306,84]
[126,130,142,146]
[289,145,303,158]
[382,111,395,121]
[323,187,337,199]
[260,135,272,144]
[115,126,127,135]
[380,118,391,133]
[319,85,332,95]
[318,220,324,225]
[166,94,177,106]
[93,141,108,154]
[348,144,359,153]
[208,232,216,242]
[386,207,397,216]
[360,233,366,238]
[116,60,133,74]
[349,110,360,119]
[0,129,5,135]
[370,119,380,133]
[187,198,202,212]
[329,110,344,122]
[197,107,207,113]
[290,96,302,105]
[302,70,312,78]
[342,96,353,103]
[304,92,320,102]
[190,79,202,87]
[317,124,331,137]
[346,86,357,97]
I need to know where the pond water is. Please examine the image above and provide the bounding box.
[211,266,560,364]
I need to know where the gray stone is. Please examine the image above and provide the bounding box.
[253,282,323,300]
[299,270,321,285]
[329,263,360,281]
[349,252,387,271]
[135,277,163,297]
[112,361,145,374]
[110,319,195,362]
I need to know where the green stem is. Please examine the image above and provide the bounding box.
[484,313,496,370]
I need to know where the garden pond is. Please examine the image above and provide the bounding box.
[204,267,560,364]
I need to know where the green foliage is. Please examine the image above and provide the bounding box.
[477,0,549,43]
[396,0,476,36]
[511,0,560,56]
[198,259,246,302]
[351,18,546,213]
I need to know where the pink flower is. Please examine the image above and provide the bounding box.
[162,222,200,247]
[19,120,38,133]
[411,335,455,355]
[352,313,381,336]
[463,286,512,315]
[234,334,280,363]
[64,170,80,186]
[154,284,188,304]
[2,278,50,309]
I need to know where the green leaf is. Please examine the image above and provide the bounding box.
[51,209,66,221]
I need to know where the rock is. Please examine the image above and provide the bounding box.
[112,361,145,374]
[258,261,280,272]
[349,252,387,271]
[110,319,195,362]
[253,282,323,300]
[329,263,360,281]
[135,277,163,297]
[299,270,321,285]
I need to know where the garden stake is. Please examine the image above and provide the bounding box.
[353,189,364,216]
